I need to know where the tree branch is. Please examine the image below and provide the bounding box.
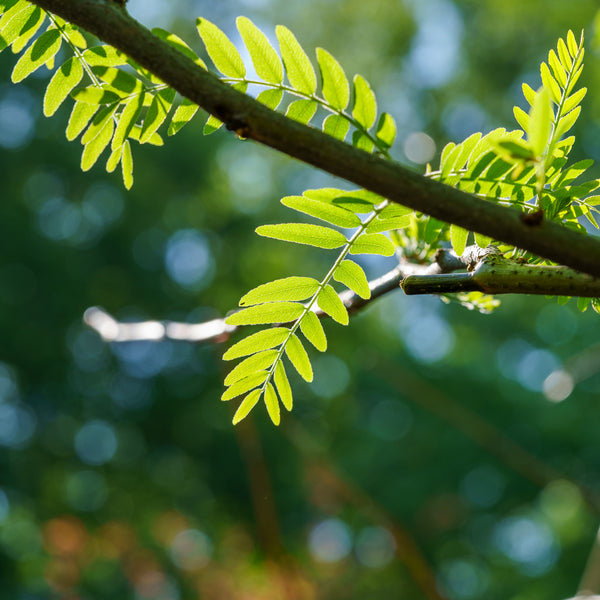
[402,246,600,297]
[25,0,600,278]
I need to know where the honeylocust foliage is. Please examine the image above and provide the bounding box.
[1,4,599,423]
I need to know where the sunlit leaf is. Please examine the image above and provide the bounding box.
[113,93,144,149]
[276,24,316,95]
[563,87,586,115]
[333,259,370,299]
[237,16,283,84]
[152,27,207,68]
[316,47,349,110]
[352,131,374,153]
[121,140,133,189]
[317,284,348,325]
[196,17,245,78]
[285,334,313,381]
[349,233,395,256]
[375,112,396,149]
[540,62,561,104]
[224,350,278,386]
[203,113,223,135]
[322,114,350,141]
[44,56,83,117]
[0,2,36,53]
[450,224,468,256]
[11,28,61,82]
[66,101,97,141]
[226,302,305,325]
[106,144,122,173]
[168,98,199,136]
[221,371,269,401]
[239,277,320,306]
[81,116,114,171]
[141,87,176,143]
[352,74,377,130]
[256,88,283,110]
[299,310,327,351]
[81,105,115,144]
[281,195,361,228]
[274,361,292,411]
[223,328,288,361]
[11,5,44,54]
[256,223,347,249]
[264,382,280,426]
[365,216,410,233]
[82,45,128,67]
[285,98,317,124]
[72,86,122,105]
[232,389,261,425]
[528,88,551,156]
[554,106,581,140]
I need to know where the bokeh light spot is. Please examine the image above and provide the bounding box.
[355,526,396,568]
[404,132,436,164]
[308,518,352,563]
[165,229,214,290]
[170,529,213,571]
[74,420,118,465]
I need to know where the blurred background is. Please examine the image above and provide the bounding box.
[1,0,600,598]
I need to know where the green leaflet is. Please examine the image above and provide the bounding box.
[168,98,199,135]
[349,233,395,256]
[285,99,318,124]
[141,87,176,143]
[237,16,283,84]
[322,114,350,141]
[0,2,35,53]
[152,27,207,68]
[264,382,280,426]
[377,204,412,219]
[82,45,127,67]
[513,106,529,132]
[226,302,305,326]
[128,124,163,146]
[44,56,83,117]
[240,276,320,306]
[333,260,370,299]
[256,88,283,110]
[276,24,316,95]
[232,389,262,425]
[256,223,347,249]
[81,115,114,171]
[352,74,377,130]
[316,47,349,111]
[72,86,122,105]
[66,100,98,141]
[281,195,361,228]
[0,0,23,19]
[121,140,133,189]
[204,114,223,135]
[92,66,144,96]
[299,310,327,351]
[196,17,245,78]
[10,5,44,55]
[81,105,115,144]
[221,371,269,401]
[224,349,279,386]
[223,328,289,360]
[353,131,374,153]
[105,144,122,173]
[317,285,348,325]
[11,27,61,83]
[528,88,551,157]
[274,361,293,411]
[540,62,561,104]
[365,216,410,233]
[563,87,586,115]
[450,224,469,256]
[522,82,536,107]
[474,232,492,248]
[112,93,144,149]
[285,334,313,381]
[376,112,396,149]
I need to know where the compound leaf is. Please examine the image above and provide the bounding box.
[11,27,61,83]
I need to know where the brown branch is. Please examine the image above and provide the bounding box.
[403,246,600,297]
[24,0,600,278]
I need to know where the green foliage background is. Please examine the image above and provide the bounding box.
[1,0,600,598]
